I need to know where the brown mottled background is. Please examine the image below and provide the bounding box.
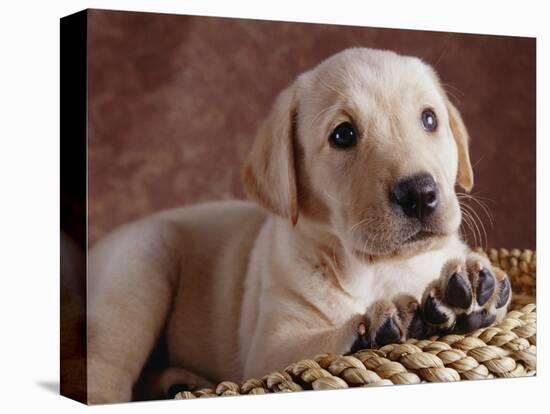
[88,9,536,248]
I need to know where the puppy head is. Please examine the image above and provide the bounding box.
[243,48,473,258]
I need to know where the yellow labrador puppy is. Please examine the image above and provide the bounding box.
[87,47,511,403]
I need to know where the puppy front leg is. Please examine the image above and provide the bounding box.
[243,314,365,379]
[244,297,427,379]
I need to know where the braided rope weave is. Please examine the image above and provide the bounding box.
[175,248,536,399]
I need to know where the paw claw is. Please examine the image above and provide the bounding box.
[407,300,419,312]
[494,268,507,281]
[474,261,483,273]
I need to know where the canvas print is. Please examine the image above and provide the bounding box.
[60,9,536,405]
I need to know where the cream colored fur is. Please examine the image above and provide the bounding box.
[87,48,481,403]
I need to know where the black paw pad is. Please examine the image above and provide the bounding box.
[374,317,401,346]
[407,308,427,339]
[453,309,496,333]
[423,296,448,325]
[476,268,496,306]
[496,278,511,309]
[349,333,372,354]
[445,273,472,309]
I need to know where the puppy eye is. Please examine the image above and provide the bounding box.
[329,122,357,149]
[421,109,437,132]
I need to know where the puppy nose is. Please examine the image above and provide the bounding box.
[390,174,439,220]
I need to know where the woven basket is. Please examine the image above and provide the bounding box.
[175,248,536,399]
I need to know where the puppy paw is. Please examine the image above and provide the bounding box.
[350,295,422,352]
[420,253,511,334]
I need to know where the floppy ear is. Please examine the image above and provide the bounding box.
[445,98,474,192]
[242,82,299,225]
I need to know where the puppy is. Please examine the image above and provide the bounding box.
[87,48,511,403]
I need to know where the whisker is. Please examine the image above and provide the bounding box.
[464,214,479,248]
[361,221,377,255]
[440,82,465,96]
[470,156,485,171]
[460,199,490,249]
[361,218,387,255]
[440,82,465,106]
[348,217,377,235]
[457,193,494,226]
[433,49,447,69]
[460,206,479,247]
[461,205,481,247]
[458,191,495,203]
[442,87,460,105]
[470,194,494,203]
[461,202,488,249]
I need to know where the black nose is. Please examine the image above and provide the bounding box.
[390,174,439,220]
